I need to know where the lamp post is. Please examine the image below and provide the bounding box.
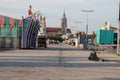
[74,21,82,24]
[81,10,94,49]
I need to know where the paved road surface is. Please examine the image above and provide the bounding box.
[0,44,120,80]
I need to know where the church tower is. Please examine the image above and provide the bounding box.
[61,12,67,35]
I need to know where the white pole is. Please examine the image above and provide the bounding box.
[117,21,120,55]
[81,10,94,49]
[86,12,88,49]
[117,0,120,55]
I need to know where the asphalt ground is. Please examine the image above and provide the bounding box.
[0,44,120,80]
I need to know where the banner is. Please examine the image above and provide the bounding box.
[10,17,14,28]
[20,20,23,27]
[0,15,4,28]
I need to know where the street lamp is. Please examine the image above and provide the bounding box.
[81,10,94,49]
[74,21,82,24]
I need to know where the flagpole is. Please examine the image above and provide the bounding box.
[117,0,120,55]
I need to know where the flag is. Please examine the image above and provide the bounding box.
[0,15,4,28]
[28,9,32,16]
[41,17,44,24]
[9,17,14,28]
[43,17,46,23]
[28,5,32,16]
[40,15,42,21]
[42,17,46,24]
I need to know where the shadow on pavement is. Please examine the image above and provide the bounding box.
[0,61,120,67]
[99,78,120,80]
[0,56,120,67]
[33,47,89,51]
[0,48,16,52]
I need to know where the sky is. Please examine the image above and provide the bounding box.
[0,0,119,34]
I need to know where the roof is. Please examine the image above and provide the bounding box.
[110,26,118,30]
[46,27,61,32]
[46,27,71,33]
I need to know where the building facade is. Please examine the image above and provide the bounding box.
[46,27,71,37]
[102,22,118,33]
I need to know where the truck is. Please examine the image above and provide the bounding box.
[37,36,47,48]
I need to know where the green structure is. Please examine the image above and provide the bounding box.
[0,19,22,37]
[96,30,114,45]
[0,14,40,49]
[0,15,22,48]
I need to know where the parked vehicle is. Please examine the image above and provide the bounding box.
[37,36,47,48]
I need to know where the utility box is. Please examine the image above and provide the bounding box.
[96,30,114,45]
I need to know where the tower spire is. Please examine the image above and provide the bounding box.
[63,11,66,18]
[61,11,67,35]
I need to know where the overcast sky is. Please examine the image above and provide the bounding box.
[0,0,119,34]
